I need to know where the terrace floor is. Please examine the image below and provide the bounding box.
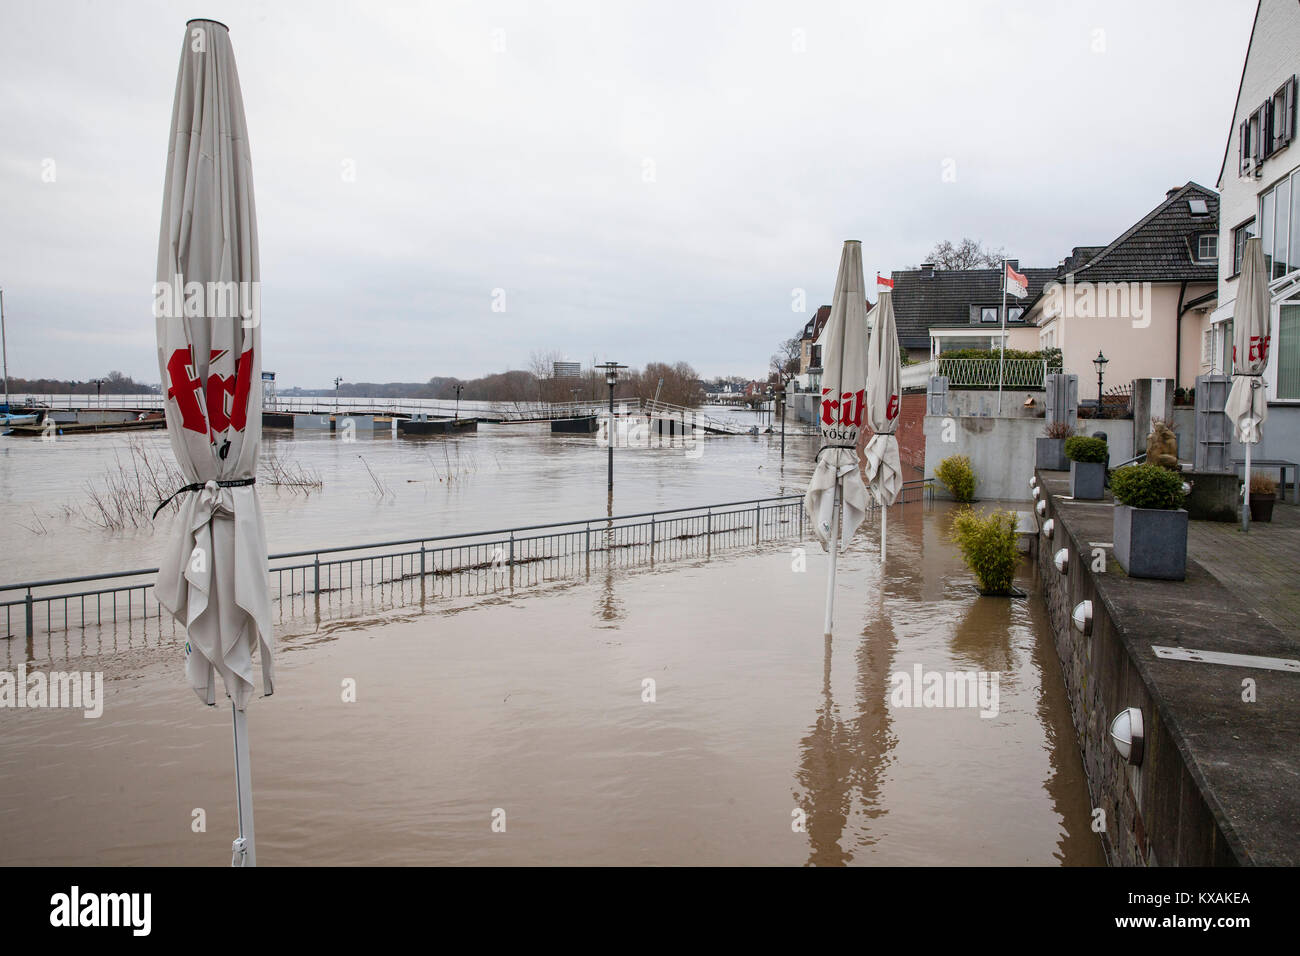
[1187,500,1300,642]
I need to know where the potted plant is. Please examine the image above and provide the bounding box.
[950,507,1021,596]
[1249,472,1277,523]
[935,454,976,502]
[1110,464,1188,580]
[1065,435,1108,500]
[1036,421,1073,471]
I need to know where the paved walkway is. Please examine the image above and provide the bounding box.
[1188,500,1300,642]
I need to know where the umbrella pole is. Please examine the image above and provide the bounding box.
[823,477,841,636]
[1243,435,1252,533]
[881,501,887,563]
[231,702,257,866]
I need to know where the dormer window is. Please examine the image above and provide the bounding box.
[1188,198,1209,216]
[980,307,999,324]
[1197,234,1218,262]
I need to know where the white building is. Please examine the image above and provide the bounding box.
[1213,0,1300,416]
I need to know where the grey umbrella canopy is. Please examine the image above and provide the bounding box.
[154,18,272,865]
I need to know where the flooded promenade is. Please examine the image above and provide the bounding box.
[0,417,1104,865]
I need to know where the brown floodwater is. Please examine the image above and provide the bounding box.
[0,491,1105,865]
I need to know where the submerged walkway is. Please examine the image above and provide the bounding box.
[1187,501,1300,641]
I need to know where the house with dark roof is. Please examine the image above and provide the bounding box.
[1021,182,1219,393]
[887,261,1059,364]
[794,304,831,391]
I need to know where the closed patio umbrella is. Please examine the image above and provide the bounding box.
[1225,237,1269,531]
[153,18,272,866]
[805,241,870,636]
[863,288,903,562]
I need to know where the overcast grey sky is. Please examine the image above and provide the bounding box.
[0,0,1257,388]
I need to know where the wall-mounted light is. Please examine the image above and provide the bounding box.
[1181,482,1191,496]
[1109,707,1144,766]
[1053,548,1069,575]
[1029,476,1037,489]
[1035,499,1047,516]
[1041,518,1054,537]
[1072,600,1093,635]
[1032,486,1041,499]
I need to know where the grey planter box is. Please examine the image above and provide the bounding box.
[1069,460,1106,499]
[1035,437,1068,471]
[1113,505,1188,580]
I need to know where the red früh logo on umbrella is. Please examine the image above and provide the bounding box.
[821,388,865,427]
[166,346,256,441]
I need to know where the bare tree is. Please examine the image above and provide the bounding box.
[919,237,1006,270]
[770,335,801,387]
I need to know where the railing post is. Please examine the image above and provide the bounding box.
[419,542,426,579]
[649,514,655,559]
[25,588,34,639]
[754,501,761,542]
[313,554,320,595]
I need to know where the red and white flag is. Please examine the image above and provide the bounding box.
[877,274,893,289]
[1005,263,1028,299]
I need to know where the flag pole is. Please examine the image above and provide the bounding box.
[823,478,840,636]
[231,702,257,866]
[998,258,1007,414]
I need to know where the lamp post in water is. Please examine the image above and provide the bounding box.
[596,362,626,491]
[454,383,463,421]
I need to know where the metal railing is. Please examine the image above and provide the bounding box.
[2,494,803,661]
[938,357,1061,389]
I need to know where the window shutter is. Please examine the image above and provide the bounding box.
[1255,105,1269,163]
[1240,120,1249,175]
[1285,77,1297,147]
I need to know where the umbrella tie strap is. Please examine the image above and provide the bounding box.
[815,444,857,462]
[153,477,256,519]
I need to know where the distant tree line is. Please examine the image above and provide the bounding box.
[330,357,706,407]
[6,370,155,395]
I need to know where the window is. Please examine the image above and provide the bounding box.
[980,307,998,324]
[1259,167,1300,280]
[1271,77,1296,155]
[1197,234,1218,262]
[1280,306,1300,400]
[1233,218,1256,275]
[1188,198,1209,216]
[1240,79,1297,177]
[1007,307,1025,322]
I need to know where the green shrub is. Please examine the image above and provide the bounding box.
[935,454,976,502]
[1064,435,1108,463]
[951,507,1021,594]
[1110,464,1186,510]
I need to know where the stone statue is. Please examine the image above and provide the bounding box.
[1145,420,1179,471]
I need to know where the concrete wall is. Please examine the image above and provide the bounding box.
[1034,487,1238,865]
[925,414,1134,501]
[928,387,1047,419]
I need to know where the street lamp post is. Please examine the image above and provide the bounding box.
[1093,351,1108,416]
[92,378,104,408]
[334,376,343,414]
[454,383,463,421]
[595,362,627,491]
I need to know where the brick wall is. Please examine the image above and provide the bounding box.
[856,391,927,482]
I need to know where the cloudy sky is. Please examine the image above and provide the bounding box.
[0,0,1257,388]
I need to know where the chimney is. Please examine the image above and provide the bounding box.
[920,262,935,278]
[1166,186,1181,199]
[1006,258,1019,271]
